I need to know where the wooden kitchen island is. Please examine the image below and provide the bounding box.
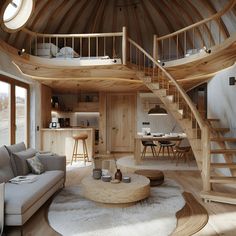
[41,128,95,162]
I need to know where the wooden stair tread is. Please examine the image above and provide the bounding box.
[211,128,230,133]
[211,163,236,169]
[210,176,236,183]
[201,191,236,205]
[210,137,236,142]
[210,149,236,154]
[206,118,220,122]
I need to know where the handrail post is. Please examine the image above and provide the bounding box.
[122,26,127,65]
[202,125,211,192]
[153,34,157,67]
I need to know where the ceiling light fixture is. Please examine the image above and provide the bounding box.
[148,105,168,116]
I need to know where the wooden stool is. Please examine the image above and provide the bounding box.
[141,141,157,159]
[157,141,175,160]
[134,169,164,186]
[71,134,89,164]
[175,146,191,166]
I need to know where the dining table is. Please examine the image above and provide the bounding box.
[134,133,187,164]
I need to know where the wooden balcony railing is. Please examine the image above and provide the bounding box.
[21,27,127,64]
[153,0,236,62]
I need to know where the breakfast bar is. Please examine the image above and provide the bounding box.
[41,128,95,162]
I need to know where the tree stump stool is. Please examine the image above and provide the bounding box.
[134,169,164,187]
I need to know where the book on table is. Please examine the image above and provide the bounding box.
[9,175,38,184]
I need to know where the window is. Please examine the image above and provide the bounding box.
[0,81,11,146]
[3,0,22,22]
[15,86,27,144]
[1,0,34,32]
[0,76,29,146]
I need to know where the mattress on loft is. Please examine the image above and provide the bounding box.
[52,56,122,66]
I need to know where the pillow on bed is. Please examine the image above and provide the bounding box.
[56,47,79,58]
[36,43,59,57]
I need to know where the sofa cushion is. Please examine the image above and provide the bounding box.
[4,170,64,215]
[5,142,27,176]
[12,148,37,176]
[5,142,26,154]
[26,156,45,174]
[0,146,14,183]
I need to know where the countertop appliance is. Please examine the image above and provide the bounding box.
[49,117,60,129]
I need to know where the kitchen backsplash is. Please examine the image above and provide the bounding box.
[51,111,99,128]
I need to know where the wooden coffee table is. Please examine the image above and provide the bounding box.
[81,173,150,204]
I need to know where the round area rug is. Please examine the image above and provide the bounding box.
[48,179,185,236]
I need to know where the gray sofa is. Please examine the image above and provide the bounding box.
[0,142,66,226]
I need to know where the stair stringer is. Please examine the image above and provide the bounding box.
[141,79,204,172]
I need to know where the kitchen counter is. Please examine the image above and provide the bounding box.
[41,128,95,162]
[41,127,95,131]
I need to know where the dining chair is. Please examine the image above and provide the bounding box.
[141,141,158,159]
[175,146,191,166]
[157,140,176,160]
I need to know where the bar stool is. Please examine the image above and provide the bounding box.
[141,141,157,159]
[71,134,89,164]
[157,141,175,160]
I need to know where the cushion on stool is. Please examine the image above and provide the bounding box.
[142,141,157,147]
[134,169,164,186]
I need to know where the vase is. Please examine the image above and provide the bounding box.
[115,169,122,181]
[93,168,102,179]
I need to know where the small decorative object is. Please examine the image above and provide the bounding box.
[115,169,122,181]
[122,176,131,183]
[101,175,112,182]
[110,179,120,184]
[93,168,102,179]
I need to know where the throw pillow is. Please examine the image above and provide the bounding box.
[12,148,37,176]
[26,156,45,175]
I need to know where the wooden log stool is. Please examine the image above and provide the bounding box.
[71,134,89,164]
[134,169,164,186]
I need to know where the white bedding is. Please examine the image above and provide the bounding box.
[52,56,122,66]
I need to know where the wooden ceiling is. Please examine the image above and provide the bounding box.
[1,0,236,92]
[1,0,236,55]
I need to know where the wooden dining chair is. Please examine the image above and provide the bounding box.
[141,141,158,159]
[175,146,191,166]
[157,140,176,160]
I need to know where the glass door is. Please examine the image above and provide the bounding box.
[0,81,11,146]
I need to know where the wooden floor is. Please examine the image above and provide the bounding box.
[4,157,236,236]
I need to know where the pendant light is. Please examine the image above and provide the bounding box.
[148,105,168,115]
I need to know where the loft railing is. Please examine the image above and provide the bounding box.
[21,27,127,64]
[153,0,236,62]
[127,37,211,191]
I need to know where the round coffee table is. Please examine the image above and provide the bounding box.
[81,173,150,204]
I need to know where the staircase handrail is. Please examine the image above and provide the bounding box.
[128,37,206,130]
[156,0,236,42]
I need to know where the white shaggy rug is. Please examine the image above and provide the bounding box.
[48,179,185,236]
